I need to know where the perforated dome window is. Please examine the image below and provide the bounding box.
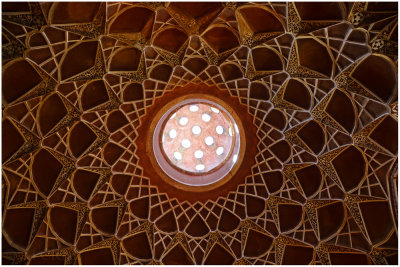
[162,102,234,173]
[153,98,242,187]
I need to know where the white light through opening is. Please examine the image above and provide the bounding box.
[179,117,188,126]
[202,113,211,122]
[228,127,233,137]
[205,136,214,146]
[195,164,205,171]
[194,150,203,159]
[192,125,201,135]
[211,107,220,113]
[189,105,199,112]
[233,154,238,163]
[169,129,177,138]
[181,139,191,148]
[216,147,224,155]
[216,125,224,135]
[174,151,182,160]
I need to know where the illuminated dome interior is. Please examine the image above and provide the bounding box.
[1,1,398,265]
[161,102,235,174]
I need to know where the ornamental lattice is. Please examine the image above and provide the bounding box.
[2,2,398,265]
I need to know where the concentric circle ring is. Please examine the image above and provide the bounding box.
[150,94,245,190]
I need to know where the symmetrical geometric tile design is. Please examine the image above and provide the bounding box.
[2,2,398,264]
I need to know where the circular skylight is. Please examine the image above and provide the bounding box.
[161,102,235,173]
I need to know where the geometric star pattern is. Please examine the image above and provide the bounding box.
[2,2,398,265]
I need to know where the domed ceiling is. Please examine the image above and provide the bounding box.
[2,2,398,265]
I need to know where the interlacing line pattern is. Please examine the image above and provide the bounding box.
[2,2,398,265]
